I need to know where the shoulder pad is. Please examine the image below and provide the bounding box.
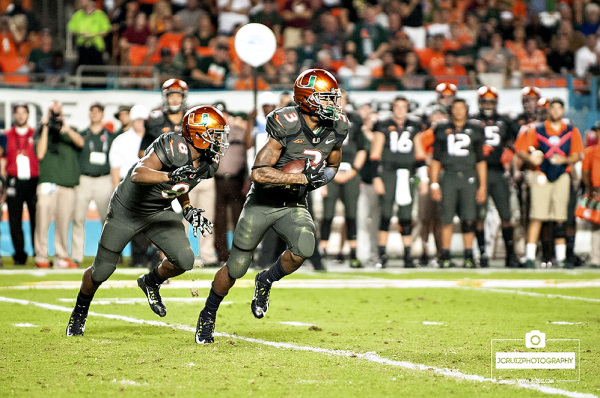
[266,106,302,146]
[152,132,190,169]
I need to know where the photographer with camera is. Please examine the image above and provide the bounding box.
[34,101,84,269]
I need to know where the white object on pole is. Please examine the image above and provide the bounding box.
[234,23,277,67]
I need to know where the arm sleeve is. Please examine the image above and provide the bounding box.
[570,127,584,155]
[582,148,592,171]
[432,128,443,161]
[151,135,173,168]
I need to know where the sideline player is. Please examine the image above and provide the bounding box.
[430,98,487,268]
[370,96,422,268]
[195,69,347,344]
[66,106,229,336]
[473,86,520,268]
[139,79,189,156]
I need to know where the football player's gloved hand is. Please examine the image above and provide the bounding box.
[303,160,336,190]
[183,206,213,237]
[168,165,200,183]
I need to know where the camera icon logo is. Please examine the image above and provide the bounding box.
[525,330,546,348]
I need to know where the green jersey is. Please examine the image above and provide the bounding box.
[251,105,349,203]
[432,120,485,173]
[78,127,116,177]
[112,132,217,216]
[374,116,422,171]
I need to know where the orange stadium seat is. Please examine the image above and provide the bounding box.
[129,45,149,66]
[158,32,184,55]
[196,46,214,57]
[0,55,29,85]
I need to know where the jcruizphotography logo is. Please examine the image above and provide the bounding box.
[491,330,580,383]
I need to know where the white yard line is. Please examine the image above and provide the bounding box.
[279,321,313,326]
[3,279,600,290]
[475,288,600,303]
[0,295,595,398]
[55,297,236,306]
[551,322,584,325]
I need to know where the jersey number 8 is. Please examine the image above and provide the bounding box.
[161,183,191,199]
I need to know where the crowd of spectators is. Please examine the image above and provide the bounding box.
[1,0,600,89]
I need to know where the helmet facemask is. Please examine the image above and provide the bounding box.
[306,90,342,120]
[163,91,187,114]
[185,113,230,159]
[480,99,497,117]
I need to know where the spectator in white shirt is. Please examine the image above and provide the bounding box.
[109,105,148,189]
[575,33,598,77]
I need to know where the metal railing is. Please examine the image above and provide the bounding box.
[66,65,161,89]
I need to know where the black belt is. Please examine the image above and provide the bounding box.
[83,173,109,178]
[254,195,307,208]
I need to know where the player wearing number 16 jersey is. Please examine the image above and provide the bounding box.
[473,86,520,268]
[66,106,228,336]
[430,98,487,268]
[195,69,348,344]
[370,96,423,268]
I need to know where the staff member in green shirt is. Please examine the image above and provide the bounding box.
[34,101,84,269]
[71,103,117,266]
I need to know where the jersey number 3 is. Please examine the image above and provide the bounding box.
[161,183,190,199]
[447,133,471,156]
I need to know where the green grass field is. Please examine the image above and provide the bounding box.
[1,261,599,397]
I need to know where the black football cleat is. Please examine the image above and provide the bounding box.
[403,256,416,268]
[375,254,388,269]
[505,254,520,268]
[137,274,166,317]
[195,310,216,344]
[479,256,489,268]
[251,271,271,319]
[66,311,87,336]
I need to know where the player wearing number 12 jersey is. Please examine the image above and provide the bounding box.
[430,98,487,268]
[66,106,229,336]
[195,69,348,344]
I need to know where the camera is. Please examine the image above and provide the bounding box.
[47,110,63,131]
[525,330,546,348]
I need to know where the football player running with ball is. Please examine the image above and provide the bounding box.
[66,106,229,336]
[195,69,347,344]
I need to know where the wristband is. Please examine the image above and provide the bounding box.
[430,182,440,189]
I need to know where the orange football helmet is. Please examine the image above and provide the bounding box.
[293,69,342,120]
[182,105,229,159]
[162,78,189,113]
[477,86,498,116]
[436,83,457,106]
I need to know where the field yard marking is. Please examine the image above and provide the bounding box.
[0,295,595,398]
[4,279,600,291]
[422,321,445,325]
[56,297,235,306]
[475,288,600,303]
[551,322,584,325]
[279,321,313,326]
[12,323,37,327]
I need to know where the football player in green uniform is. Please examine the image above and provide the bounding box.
[473,86,520,268]
[66,105,229,336]
[430,98,487,268]
[139,79,188,156]
[370,96,423,268]
[195,69,348,344]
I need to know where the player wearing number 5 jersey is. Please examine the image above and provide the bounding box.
[370,96,423,268]
[430,98,487,268]
[66,106,229,336]
[473,86,520,268]
[195,69,348,344]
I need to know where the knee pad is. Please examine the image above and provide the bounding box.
[90,243,120,283]
[170,246,195,272]
[320,218,333,241]
[227,244,254,279]
[461,220,476,233]
[346,218,357,241]
[379,217,391,232]
[554,222,566,239]
[399,220,412,236]
[291,228,315,259]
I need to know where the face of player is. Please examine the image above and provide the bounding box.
[13,107,29,127]
[451,101,467,122]
[439,93,455,107]
[480,99,496,116]
[89,107,103,124]
[392,99,408,120]
[167,93,184,111]
[548,103,564,122]
[523,97,538,114]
